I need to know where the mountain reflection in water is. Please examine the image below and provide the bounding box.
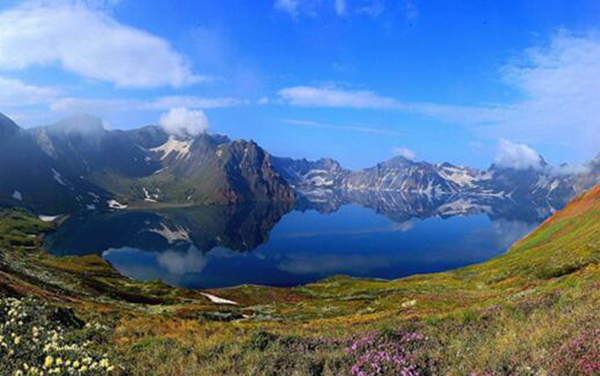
[45,191,553,288]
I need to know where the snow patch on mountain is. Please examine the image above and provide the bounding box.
[107,200,128,209]
[143,187,158,203]
[151,136,193,161]
[51,168,68,186]
[438,166,479,188]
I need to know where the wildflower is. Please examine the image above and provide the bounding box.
[14,336,20,345]
[44,355,54,368]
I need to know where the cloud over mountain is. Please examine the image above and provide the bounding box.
[159,107,209,137]
[393,147,416,160]
[494,139,542,170]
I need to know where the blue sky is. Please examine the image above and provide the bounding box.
[0,0,599,169]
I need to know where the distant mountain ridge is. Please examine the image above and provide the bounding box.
[0,112,597,216]
[271,151,600,220]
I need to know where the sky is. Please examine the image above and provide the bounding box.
[0,0,599,170]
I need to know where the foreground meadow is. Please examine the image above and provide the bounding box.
[0,185,598,375]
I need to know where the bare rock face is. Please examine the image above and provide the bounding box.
[221,141,296,204]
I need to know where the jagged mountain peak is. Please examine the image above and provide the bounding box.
[381,156,417,168]
[316,157,343,167]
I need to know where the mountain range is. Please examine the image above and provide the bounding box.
[0,114,294,214]
[272,152,600,221]
[0,113,598,215]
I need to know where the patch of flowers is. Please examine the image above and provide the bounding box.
[0,297,116,375]
[552,326,600,376]
[347,329,430,376]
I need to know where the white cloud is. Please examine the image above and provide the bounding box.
[277,85,507,122]
[487,31,600,152]
[274,0,300,17]
[494,139,542,170]
[159,107,209,137]
[279,86,402,109]
[357,1,385,18]
[334,0,346,16]
[50,98,133,113]
[393,147,416,160]
[0,1,203,88]
[50,96,242,113]
[282,118,403,137]
[0,76,59,106]
[550,163,591,176]
[81,0,123,10]
[274,0,348,18]
[147,96,242,110]
[279,31,600,156]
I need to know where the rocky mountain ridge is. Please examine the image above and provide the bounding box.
[0,114,295,214]
[0,112,597,216]
[272,153,599,214]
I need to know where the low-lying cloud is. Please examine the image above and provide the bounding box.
[393,147,416,160]
[159,107,209,137]
[494,139,542,170]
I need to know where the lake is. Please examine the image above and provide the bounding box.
[44,192,545,289]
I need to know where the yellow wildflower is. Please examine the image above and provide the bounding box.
[44,355,54,368]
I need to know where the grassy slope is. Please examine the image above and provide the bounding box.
[0,186,598,375]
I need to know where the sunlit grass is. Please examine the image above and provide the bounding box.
[0,186,598,374]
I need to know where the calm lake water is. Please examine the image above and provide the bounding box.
[45,198,542,289]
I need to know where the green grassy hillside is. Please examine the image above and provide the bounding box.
[0,186,598,375]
